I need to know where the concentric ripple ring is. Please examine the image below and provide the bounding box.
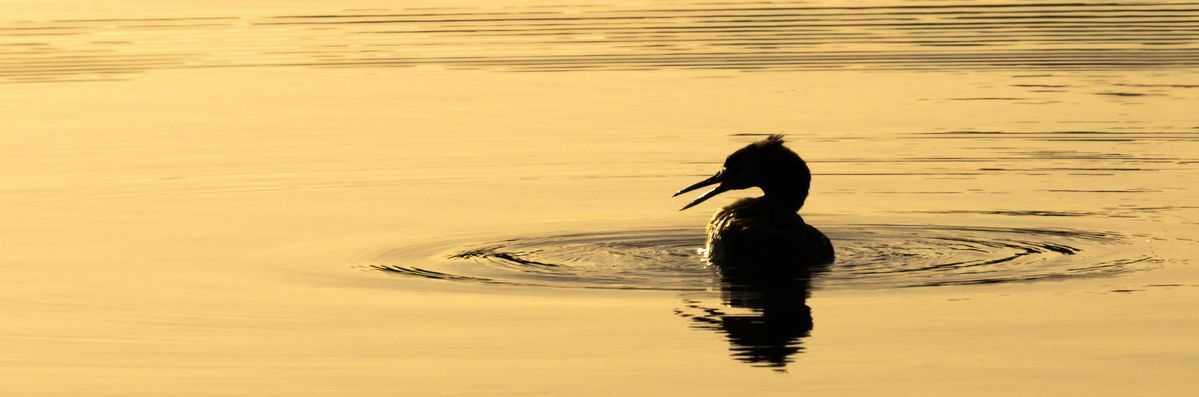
[367,224,1159,291]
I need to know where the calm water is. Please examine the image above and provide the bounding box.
[4,0,1198,395]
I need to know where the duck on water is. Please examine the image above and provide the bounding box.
[674,135,834,269]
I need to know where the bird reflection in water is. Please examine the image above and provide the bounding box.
[678,262,827,370]
[673,135,834,370]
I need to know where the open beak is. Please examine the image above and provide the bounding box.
[673,170,729,211]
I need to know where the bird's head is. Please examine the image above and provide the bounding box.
[673,135,811,211]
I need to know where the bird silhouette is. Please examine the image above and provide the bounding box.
[674,135,834,269]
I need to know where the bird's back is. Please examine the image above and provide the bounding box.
[704,197,834,268]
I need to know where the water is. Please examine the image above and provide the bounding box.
[371,224,1157,290]
[3,0,1198,395]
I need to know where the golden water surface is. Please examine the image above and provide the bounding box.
[3,0,1198,395]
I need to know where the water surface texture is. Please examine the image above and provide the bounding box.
[3,0,1198,395]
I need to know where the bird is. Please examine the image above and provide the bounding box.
[674,135,834,269]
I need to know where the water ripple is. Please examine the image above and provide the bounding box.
[5,1,1199,83]
[367,224,1160,290]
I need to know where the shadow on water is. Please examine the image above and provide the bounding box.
[677,259,828,371]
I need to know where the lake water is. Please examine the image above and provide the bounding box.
[3,0,1198,395]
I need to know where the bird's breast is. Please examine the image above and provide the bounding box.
[704,199,833,267]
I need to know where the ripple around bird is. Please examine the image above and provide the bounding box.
[365,223,1160,291]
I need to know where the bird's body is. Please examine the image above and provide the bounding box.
[705,197,834,267]
[675,135,834,269]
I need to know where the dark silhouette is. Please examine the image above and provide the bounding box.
[674,135,834,369]
[674,134,834,266]
[679,263,826,369]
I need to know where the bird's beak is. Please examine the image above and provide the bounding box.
[673,170,729,211]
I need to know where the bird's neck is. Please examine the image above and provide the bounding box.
[760,182,808,213]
